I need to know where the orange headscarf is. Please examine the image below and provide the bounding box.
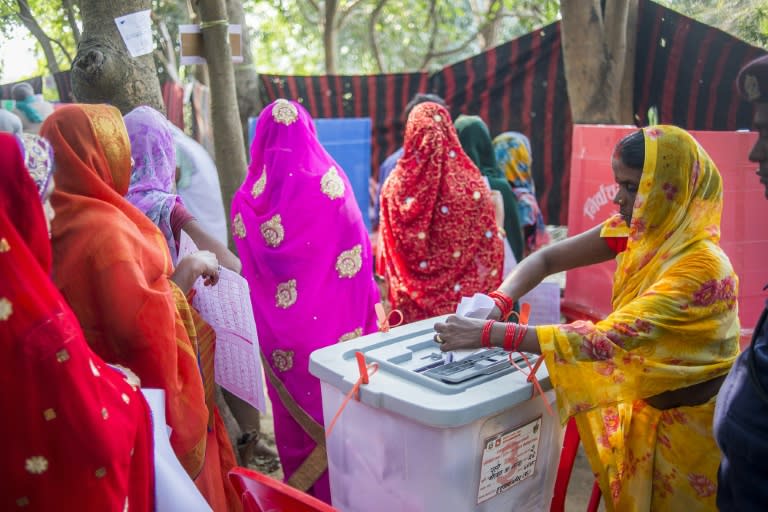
[42,104,208,476]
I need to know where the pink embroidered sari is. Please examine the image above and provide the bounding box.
[231,99,379,502]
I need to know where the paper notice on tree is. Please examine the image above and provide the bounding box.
[114,10,154,58]
[178,232,266,412]
[179,24,244,65]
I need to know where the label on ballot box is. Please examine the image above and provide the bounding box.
[477,417,542,504]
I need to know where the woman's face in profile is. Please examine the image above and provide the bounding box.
[612,157,642,226]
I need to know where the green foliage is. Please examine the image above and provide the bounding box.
[657,0,768,48]
[245,0,560,74]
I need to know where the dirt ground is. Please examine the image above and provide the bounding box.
[246,391,604,511]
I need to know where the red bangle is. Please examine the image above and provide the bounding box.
[503,322,517,351]
[489,290,514,320]
[481,320,496,348]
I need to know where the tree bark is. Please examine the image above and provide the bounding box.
[16,0,61,74]
[324,0,338,74]
[560,0,637,124]
[191,0,247,242]
[226,0,261,153]
[71,0,164,114]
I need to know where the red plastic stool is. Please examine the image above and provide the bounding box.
[228,467,338,512]
[547,301,603,512]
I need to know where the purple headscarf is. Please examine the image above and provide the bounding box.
[231,99,379,501]
[124,106,184,262]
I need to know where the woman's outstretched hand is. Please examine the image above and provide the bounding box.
[433,315,487,352]
[171,250,220,293]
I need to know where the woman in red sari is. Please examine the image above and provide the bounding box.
[41,104,240,511]
[0,132,154,511]
[378,102,504,322]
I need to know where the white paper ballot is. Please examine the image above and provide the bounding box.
[177,232,267,412]
[142,389,212,512]
[444,293,496,363]
[114,10,154,58]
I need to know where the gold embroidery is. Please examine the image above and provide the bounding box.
[336,244,362,278]
[95,467,107,478]
[260,214,285,247]
[56,349,70,363]
[25,456,48,474]
[233,213,247,239]
[745,74,761,101]
[90,358,101,377]
[251,167,267,198]
[0,297,12,321]
[338,327,363,343]
[272,349,294,371]
[81,104,132,194]
[101,407,109,420]
[321,166,345,199]
[272,99,298,126]
[43,408,56,421]
[16,496,30,507]
[275,279,297,308]
[0,238,9,252]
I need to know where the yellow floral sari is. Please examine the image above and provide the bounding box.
[537,126,739,511]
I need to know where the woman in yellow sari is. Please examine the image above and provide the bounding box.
[435,125,739,511]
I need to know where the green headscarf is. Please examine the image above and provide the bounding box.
[455,115,525,262]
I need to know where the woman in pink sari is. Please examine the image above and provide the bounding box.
[231,99,379,502]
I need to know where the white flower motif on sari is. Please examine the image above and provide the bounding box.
[272,99,298,126]
[233,212,247,239]
[275,279,297,308]
[272,349,294,371]
[251,167,267,198]
[338,327,363,343]
[25,456,48,474]
[336,244,362,278]
[0,297,12,321]
[321,166,345,200]
[260,214,285,248]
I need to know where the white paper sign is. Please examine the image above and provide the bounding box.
[179,24,244,65]
[178,232,266,412]
[114,10,154,58]
[477,417,542,504]
[142,389,212,512]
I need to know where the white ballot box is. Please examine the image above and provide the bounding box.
[309,315,564,512]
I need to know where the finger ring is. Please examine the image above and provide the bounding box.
[434,333,444,344]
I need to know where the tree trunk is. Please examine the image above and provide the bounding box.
[16,0,61,74]
[324,0,339,74]
[226,0,262,153]
[71,0,164,114]
[191,0,248,241]
[560,0,637,124]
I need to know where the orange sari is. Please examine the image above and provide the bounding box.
[42,105,239,511]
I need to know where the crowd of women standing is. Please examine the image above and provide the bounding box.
[2,52,767,511]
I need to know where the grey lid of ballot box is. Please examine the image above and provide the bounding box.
[308,315,553,428]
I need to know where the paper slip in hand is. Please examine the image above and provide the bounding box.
[444,293,496,363]
[177,232,266,412]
